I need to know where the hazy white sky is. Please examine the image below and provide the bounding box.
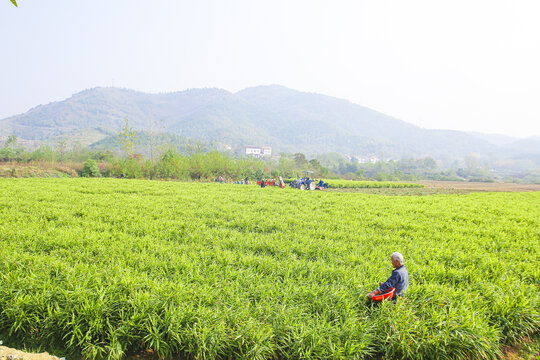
[1,0,539,137]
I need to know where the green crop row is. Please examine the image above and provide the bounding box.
[0,178,538,359]
[282,179,423,189]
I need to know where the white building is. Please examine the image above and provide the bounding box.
[261,146,272,156]
[245,146,261,156]
[349,155,380,163]
[245,146,272,158]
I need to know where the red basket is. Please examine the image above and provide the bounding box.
[371,287,395,302]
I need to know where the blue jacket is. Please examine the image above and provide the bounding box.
[379,265,408,298]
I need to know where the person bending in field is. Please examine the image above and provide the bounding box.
[367,252,408,300]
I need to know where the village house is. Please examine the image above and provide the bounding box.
[245,146,272,158]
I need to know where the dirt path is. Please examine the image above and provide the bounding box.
[416,180,540,192]
[0,346,62,360]
[327,180,540,196]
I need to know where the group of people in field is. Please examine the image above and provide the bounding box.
[221,176,287,188]
[258,176,286,188]
[220,176,250,184]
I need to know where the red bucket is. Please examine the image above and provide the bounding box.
[371,287,395,302]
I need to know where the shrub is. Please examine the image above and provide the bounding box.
[81,159,101,177]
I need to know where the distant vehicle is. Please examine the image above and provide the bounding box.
[290,171,317,190]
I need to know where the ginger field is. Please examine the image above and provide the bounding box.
[0,178,538,359]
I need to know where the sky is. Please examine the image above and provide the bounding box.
[1,0,539,138]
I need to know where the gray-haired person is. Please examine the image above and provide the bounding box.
[367,252,408,300]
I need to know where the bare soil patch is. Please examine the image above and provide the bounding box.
[0,346,62,360]
[327,181,539,195]
[327,187,472,196]
[417,180,540,192]
[501,337,540,359]
[0,162,78,178]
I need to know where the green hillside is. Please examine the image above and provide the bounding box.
[1,85,539,161]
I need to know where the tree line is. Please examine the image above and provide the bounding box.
[2,132,537,183]
[0,134,331,181]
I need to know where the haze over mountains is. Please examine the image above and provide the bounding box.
[1,85,538,164]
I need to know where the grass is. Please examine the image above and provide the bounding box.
[0,178,538,359]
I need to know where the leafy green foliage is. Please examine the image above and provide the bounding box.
[81,159,101,177]
[10,0,17,7]
[0,179,538,359]
[0,135,25,161]
[2,127,538,182]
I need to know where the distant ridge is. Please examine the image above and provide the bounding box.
[1,85,539,162]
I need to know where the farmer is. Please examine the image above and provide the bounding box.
[367,252,408,300]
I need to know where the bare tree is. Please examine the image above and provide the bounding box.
[56,140,67,162]
[148,118,164,164]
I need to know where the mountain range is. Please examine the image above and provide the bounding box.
[1,85,539,164]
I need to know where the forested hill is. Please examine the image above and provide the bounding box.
[1,85,538,161]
